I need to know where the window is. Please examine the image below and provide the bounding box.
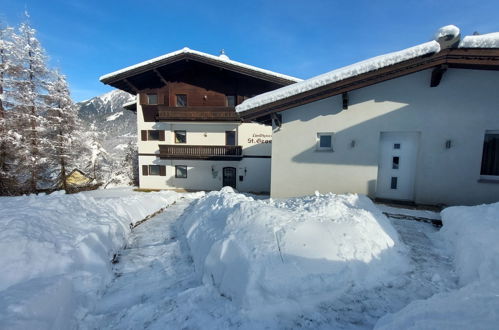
[147,93,158,105]
[148,130,160,141]
[226,131,236,146]
[480,131,499,176]
[391,177,398,189]
[227,95,236,107]
[392,156,400,169]
[142,165,165,176]
[394,143,401,149]
[176,94,187,107]
[175,130,186,144]
[149,165,161,176]
[175,165,187,178]
[316,133,334,151]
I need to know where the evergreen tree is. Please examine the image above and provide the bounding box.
[0,24,22,194]
[45,70,82,191]
[8,14,50,193]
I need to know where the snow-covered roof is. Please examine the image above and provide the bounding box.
[122,100,136,108]
[100,47,302,84]
[236,41,441,113]
[459,32,499,48]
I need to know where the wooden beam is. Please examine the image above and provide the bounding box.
[342,92,349,110]
[123,78,139,93]
[430,64,448,87]
[153,69,168,86]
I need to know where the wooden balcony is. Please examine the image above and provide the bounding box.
[159,144,243,160]
[152,105,241,122]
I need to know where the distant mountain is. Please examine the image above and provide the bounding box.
[76,90,137,186]
[78,90,135,119]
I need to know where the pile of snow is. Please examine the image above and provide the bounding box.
[459,32,499,48]
[183,188,410,315]
[376,202,499,329]
[0,188,182,329]
[434,25,460,40]
[236,40,440,112]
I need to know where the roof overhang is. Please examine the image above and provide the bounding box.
[100,48,301,93]
[238,48,499,122]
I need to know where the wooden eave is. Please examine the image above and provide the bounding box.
[101,53,298,89]
[239,48,499,121]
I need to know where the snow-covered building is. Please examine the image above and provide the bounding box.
[100,48,300,193]
[236,26,499,206]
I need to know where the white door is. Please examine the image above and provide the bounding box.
[376,132,420,201]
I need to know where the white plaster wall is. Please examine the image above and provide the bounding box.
[271,68,499,206]
[135,100,272,193]
[138,156,270,193]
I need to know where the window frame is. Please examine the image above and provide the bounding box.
[226,95,236,107]
[147,130,160,141]
[148,165,161,176]
[175,94,187,107]
[175,165,187,178]
[316,132,334,151]
[174,130,187,144]
[147,93,158,105]
[480,130,499,179]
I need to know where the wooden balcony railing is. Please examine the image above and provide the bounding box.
[153,106,241,121]
[159,145,243,160]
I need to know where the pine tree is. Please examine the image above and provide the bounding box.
[8,14,50,193]
[0,24,21,194]
[45,70,82,191]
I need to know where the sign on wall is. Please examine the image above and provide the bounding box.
[247,133,272,144]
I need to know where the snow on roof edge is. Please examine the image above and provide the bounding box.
[236,40,441,113]
[100,47,302,84]
[122,100,136,108]
[459,32,499,48]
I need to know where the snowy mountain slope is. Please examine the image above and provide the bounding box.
[76,90,137,185]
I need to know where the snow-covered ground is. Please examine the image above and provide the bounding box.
[0,188,497,329]
[0,188,187,329]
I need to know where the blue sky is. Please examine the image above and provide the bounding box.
[2,0,498,101]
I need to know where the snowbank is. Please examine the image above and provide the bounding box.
[460,32,499,48]
[376,202,499,329]
[183,188,410,315]
[0,188,182,329]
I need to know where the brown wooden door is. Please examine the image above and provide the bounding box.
[223,167,237,189]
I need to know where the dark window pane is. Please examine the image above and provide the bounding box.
[149,165,160,176]
[480,133,499,176]
[148,130,160,141]
[226,131,236,146]
[227,95,236,107]
[392,156,400,169]
[394,143,401,149]
[175,130,186,144]
[175,165,187,178]
[320,135,332,148]
[147,94,158,105]
[391,177,398,189]
[176,94,187,107]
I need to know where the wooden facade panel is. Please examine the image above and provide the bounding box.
[141,130,148,141]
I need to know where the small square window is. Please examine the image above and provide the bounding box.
[175,165,187,178]
[317,133,334,151]
[175,130,186,144]
[227,95,236,107]
[149,165,160,176]
[148,130,160,141]
[147,94,158,105]
[394,143,401,149]
[176,94,187,107]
